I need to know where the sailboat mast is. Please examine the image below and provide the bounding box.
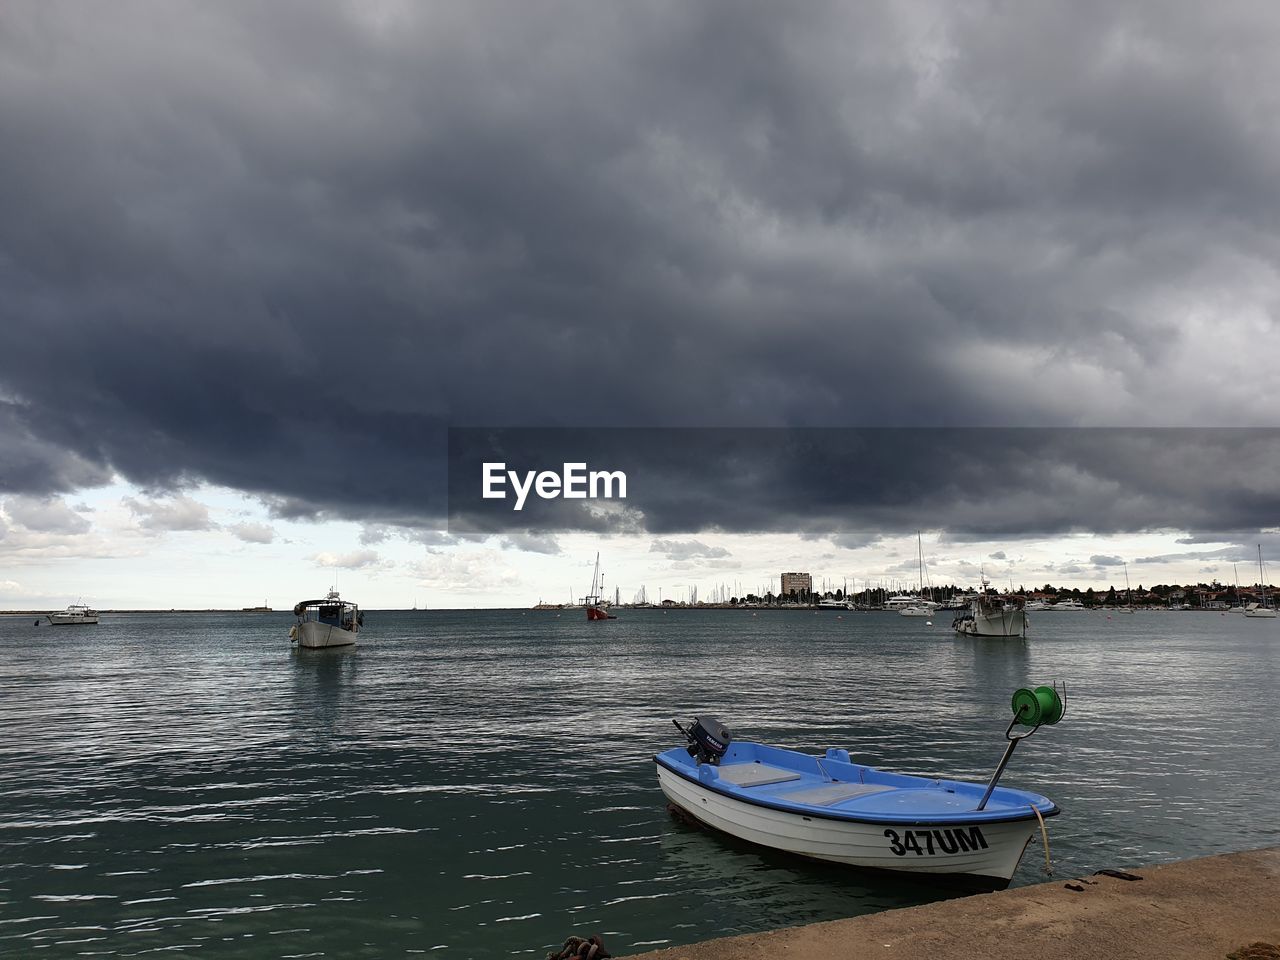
[917,530,924,597]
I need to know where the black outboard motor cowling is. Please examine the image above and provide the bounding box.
[687,715,732,764]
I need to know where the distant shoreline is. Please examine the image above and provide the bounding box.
[3,605,1243,616]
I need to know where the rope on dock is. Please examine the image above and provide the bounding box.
[547,934,610,959]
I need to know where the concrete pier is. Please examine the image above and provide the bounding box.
[622,847,1280,960]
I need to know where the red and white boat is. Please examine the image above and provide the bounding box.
[583,553,617,621]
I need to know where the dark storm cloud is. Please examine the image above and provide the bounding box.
[2,2,1279,531]
[448,427,1280,539]
[0,402,113,494]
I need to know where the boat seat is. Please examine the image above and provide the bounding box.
[715,762,803,788]
[778,783,895,806]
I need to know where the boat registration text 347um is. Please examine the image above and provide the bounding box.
[655,686,1066,884]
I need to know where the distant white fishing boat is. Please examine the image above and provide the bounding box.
[290,589,363,648]
[46,603,99,625]
[953,577,1028,638]
[1243,545,1277,619]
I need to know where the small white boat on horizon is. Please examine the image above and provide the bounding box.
[290,589,363,648]
[1046,599,1088,612]
[46,603,99,625]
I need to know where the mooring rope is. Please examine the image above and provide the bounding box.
[547,935,610,959]
[1030,803,1052,874]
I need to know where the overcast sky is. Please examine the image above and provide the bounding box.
[1,1,1277,608]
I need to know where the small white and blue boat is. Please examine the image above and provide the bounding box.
[656,689,1065,885]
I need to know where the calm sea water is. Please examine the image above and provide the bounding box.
[1,608,1277,957]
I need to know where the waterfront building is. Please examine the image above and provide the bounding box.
[780,572,812,598]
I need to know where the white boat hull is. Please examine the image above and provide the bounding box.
[955,608,1028,637]
[657,766,1035,881]
[1243,607,1277,619]
[292,621,358,648]
[46,614,99,625]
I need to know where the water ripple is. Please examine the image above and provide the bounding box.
[1,609,1275,957]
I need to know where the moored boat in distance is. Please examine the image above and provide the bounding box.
[46,603,99,625]
[898,603,935,617]
[1116,563,1136,614]
[290,589,362,648]
[939,592,977,611]
[657,691,1064,885]
[583,552,617,620]
[898,530,938,618]
[953,577,1028,637]
[1243,544,1277,618]
[1045,599,1087,611]
[954,596,1028,637]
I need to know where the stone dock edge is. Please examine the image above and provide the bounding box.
[621,847,1280,960]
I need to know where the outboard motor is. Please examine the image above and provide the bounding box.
[673,715,732,765]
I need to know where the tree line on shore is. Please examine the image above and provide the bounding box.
[727,580,1271,608]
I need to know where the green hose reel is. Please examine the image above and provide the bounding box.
[1011,685,1065,727]
[977,681,1067,811]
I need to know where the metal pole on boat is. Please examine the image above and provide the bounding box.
[976,738,1021,811]
[976,683,1066,812]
